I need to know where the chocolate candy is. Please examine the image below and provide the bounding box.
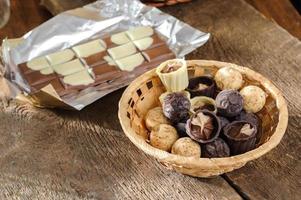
[142,45,174,63]
[186,110,221,143]
[175,122,188,137]
[162,92,191,124]
[187,76,216,98]
[223,121,257,155]
[215,90,244,117]
[133,34,165,51]
[171,137,201,157]
[150,124,179,152]
[202,138,230,158]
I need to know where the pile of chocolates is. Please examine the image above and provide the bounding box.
[17,26,175,97]
[145,59,267,158]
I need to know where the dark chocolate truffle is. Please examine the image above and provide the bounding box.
[187,76,216,98]
[162,92,191,124]
[223,121,257,155]
[202,138,230,158]
[186,110,221,143]
[215,90,244,117]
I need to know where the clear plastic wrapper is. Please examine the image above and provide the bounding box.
[0,0,209,110]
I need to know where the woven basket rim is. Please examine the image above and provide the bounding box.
[118,60,288,169]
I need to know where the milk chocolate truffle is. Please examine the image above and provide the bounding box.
[150,124,179,152]
[171,137,201,157]
[240,85,266,113]
[145,107,170,131]
[187,76,216,98]
[214,67,243,90]
[202,138,230,158]
[162,92,191,124]
[223,121,257,155]
[190,96,217,113]
[186,110,221,143]
[216,90,244,117]
[159,91,190,105]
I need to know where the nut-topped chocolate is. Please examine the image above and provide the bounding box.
[186,110,220,143]
[215,90,244,117]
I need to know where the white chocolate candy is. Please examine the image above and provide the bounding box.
[107,42,137,59]
[27,56,49,71]
[214,67,243,90]
[72,39,106,57]
[47,49,75,65]
[126,26,154,40]
[111,32,130,45]
[103,56,116,66]
[40,67,54,75]
[53,59,85,76]
[116,53,145,71]
[240,85,266,113]
[133,37,154,51]
[63,70,94,86]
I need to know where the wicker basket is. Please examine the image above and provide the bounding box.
[118,60,288,177]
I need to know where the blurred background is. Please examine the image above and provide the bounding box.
[0,0,300,39]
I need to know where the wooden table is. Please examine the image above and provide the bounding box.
[0,0,300,199]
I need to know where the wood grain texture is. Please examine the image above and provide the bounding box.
[162,0,301,198]
[246,0,301,39]
[1,0,301,199]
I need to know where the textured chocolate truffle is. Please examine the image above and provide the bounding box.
[240,85,266,113]
[162,92,191,124]
[171,137,201,157]
[145,107,170,131]
[216,90,244,117]
[202,138,230,158]
[186,110,221,143]
[187,76,216,98]
[214,67,243,90]
[150,124,179,152]
[223,121,257,155]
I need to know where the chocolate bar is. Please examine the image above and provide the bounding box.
[17,26,175,99]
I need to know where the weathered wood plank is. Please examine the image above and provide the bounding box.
[162,0,301,199]
[0,98,241,200]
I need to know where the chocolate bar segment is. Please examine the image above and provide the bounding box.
[52,59,86,76]
[133,34,165,51]
[142,45,174,62]
[27,56,50,71]
[47,49,76,65]
[92,63,122,83]
[23,69,56,86]
[103,32,131,48]
[62,70,95,87]
[32,77,74,96]
[83,51,107,67]
[126,26,154,40]
[115,53,146,71]
[107,42,137,60]
[72,39,106,57]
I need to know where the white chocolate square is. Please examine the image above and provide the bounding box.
[126,26,154,41]
[72,39,106,58]
[107,42,137,60]
[133,37,154,51]
[63,70,95,86]
[111,32,130,45]
[52,59,85,76]
[27,56,49,71]
[116,53,145,71]
[40,67,54,75]
[47,49,75,65]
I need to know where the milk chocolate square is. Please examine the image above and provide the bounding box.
[92,63,121,83]
[142,45,175,62]
[83,51,107,67]
[23,70,56,86]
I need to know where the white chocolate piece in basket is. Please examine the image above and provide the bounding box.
[72,39,106,58]
[47,49,75,65]
[150,124,179,152]
[53,59,85,76]
[63,70,94,86]
[171,137,201,157]
[27,56,49,71]
[145,107,170,130]
[214,67,243,90]
[190,96,217,113]
[116,53,145,71]
[133,37,154,51]
[126,26,154,40]
[107,42,137,59]
[240,85,266,113]
[111,32,131,45]
[40,67,54,75]
[156,59,189,92]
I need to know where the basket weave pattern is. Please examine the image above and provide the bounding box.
[118,60,288,177]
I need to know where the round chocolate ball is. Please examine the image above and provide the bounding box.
[171,137,201,157]
[214,67,243,90]
[215,90,244,117]
[150,124,179,152]
[240,85,266,113]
